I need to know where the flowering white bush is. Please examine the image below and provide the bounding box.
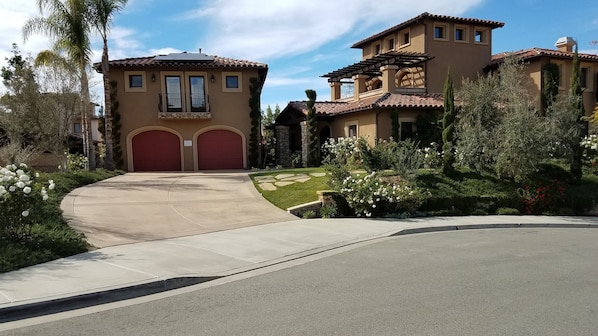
[337,171,425,217]
[581,134,598,173]
[0,163,55,239]
[420,142,443,169]
[321,137,362,167]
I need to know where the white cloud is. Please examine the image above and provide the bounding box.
[188,0,484,61]
[148,47,183,55]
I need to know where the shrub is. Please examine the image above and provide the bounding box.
[497,207,521,215]
[520,179,566,214]
[302,210,316,219]
[0,163,55,240]
[337,171,425,217]
[319,204,337,218]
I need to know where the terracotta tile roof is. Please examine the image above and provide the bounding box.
[378,92,444,109]
[491,48,598,64]
[352,12,504,48]
[288,93,443,118]
[94,55,267,72]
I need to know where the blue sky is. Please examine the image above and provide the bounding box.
[0,0,596,111]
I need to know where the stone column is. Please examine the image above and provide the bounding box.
[352,74,368,100]
[380,65,399,93]
[275,125,290,167]
[300,121,309,168]
[330,82,342,101]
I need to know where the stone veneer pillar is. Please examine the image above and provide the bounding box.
[300,121,309,168]
[380,65,399,93]
[275,125,290,167]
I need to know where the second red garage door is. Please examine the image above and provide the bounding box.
[197,130,243,170]
[132,130,181,171]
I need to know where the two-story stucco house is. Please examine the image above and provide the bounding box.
[274,12,504,167]
[95,51,267,172]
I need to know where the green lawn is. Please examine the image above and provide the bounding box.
[250,168,329,210]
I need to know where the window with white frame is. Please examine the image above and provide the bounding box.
[160,71,209,112]
[346,121,358,138]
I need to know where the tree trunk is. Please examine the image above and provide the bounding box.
[102,38,114,170]
[81,60,96,171]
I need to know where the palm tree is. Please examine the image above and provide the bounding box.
[89,0,128,170]
[23,0,96,170]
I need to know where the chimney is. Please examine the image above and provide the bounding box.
[555,37,576,52]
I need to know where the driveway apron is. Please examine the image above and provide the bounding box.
[61,172,298,248]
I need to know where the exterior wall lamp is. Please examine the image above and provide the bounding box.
[151,73,156,82]
[210,74,215,83]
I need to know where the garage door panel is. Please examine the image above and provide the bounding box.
[132,130,181,171]
[197,130,243,170]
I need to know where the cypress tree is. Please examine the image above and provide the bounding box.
[442,68,456,174]
[248,78,262,168]
[541,62,560,113]
[305,89,318,167]
[570,45,585,182]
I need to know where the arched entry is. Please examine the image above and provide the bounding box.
[197,129,243,169]
[131,130,181,171]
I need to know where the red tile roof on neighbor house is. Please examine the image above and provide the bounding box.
[288,93,444,117]
[491,48,598,64]
[94,54,267,72]
[352,12,505,48]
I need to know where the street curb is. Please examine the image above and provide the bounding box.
[391,222,598,236]
[3,222,598,323]
[0,276,218,323]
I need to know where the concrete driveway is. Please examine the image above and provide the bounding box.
[61,172,298,248]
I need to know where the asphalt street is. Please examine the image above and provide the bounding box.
[3,228,598,335]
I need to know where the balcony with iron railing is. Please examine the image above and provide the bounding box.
[158,93,211,120]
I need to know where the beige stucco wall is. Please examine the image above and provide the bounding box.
[109,67,261,171]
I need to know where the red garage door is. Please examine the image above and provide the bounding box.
[197,130,243,170]
[132,130,181,171]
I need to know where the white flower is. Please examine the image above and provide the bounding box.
[9,186,16,192]
[19,174,30,182]
[42,194,49,201]
[16,181,25,189]
[23,186,32,194]
[19,163,27,168]
[21,210,29,217]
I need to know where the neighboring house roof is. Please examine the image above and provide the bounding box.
[351,12,505,48]
[321,51,431,82]
[491,48,598,64]
[277,93,443,124]
[94,54,268,72]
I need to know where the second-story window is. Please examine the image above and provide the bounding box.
[375,44,381,55]
[73,122,82,134]
[403,32,410,45]
[189,76,206,112]
[165,76,182,112]
[434,25,445,39]
[226,75,239,89]
[388,38,395,50]
[455,27,466,41]
[474,28,487,44]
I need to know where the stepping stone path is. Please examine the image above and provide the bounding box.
[256,172,327,191]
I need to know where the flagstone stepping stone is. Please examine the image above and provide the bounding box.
[295,177,311,183]
[275,174,296,180]
[310,172,327,177]
[281,174,309,181]
[259,183,277,191]
[275,181,295,187]
[255,178,277,183]
[254,176,276,181]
